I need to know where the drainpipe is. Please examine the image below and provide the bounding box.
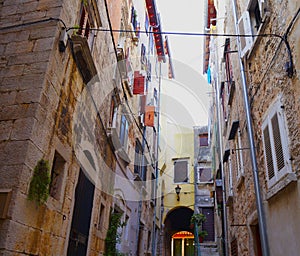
[151,61,162,256]
[231,0,270,255]
[212,36,229,256]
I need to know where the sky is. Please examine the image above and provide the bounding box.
[156,0,211,128]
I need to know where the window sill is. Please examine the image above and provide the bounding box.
[71,35,97,84]
[266,172,297,200]
[197,181,214,185]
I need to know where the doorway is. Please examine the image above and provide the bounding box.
[67,170,95,256]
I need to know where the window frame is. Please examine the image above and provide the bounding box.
[197,165,213,184]
[262,98,291,188]
[173,158,189,184]
[77,3,99,50]
[49,151,66,201]
[234,129,244,180]
[238,0,267,57]
[119,114,129,150]
[199,133,209,147]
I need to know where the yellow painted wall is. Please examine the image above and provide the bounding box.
[159,120,195,222]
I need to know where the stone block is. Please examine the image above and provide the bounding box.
[0,91,16,106]
[15,88,42,104]
[0,140,29,165]
[23,61,49,75]
[4,41,34,55]
[21,10,47,22]
[1,74,43,91]
[0,65,25,80]
[33,37,55,52]
[25,227,42,255]
[24,140,44,169]
[5,220,28,252]
[0,120,13,141]
[11,117,36,141]
[8,50,52,66]
[0,30,30,44]
[0,5,18,17]
[0,103,39,121]
[46,6,62,17]
[28,25,57,41]
[0,164,22,189]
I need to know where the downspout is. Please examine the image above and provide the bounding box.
[151,60,162,256]
[135,125,147,255]
[193,132,201,256]
[231,0,270,255]
[213,36,229,256]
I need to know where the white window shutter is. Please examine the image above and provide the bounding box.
[258,0,265,19]
[262,98,291,187]
[238,11,253,58]
[262,123,275,182]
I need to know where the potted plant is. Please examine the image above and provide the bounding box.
[190,213,208,242]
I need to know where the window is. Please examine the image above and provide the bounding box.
[109,96,118,128]
[119,114,129,149]
[134,140,144,179]
[199,133,208,147]
[224,38,235,105]
[174,159,188,183]
[262,98,290,187]
[234,129,244,180]
[97,203,105,230]
[220,83,228,124]
[238,0,266,57]
[130,6,140,39]
[249,0,263,32]
[224,38,233,86]
[225,157,233,196]
[50,151,66,201]
[77,3,98,50]
[197,167,212,183]
[141,43,147,65]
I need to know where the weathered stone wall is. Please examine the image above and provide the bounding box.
[215,0,300,255]
[0,0,119,255]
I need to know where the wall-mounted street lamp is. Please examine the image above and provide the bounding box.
[175,185,181,201]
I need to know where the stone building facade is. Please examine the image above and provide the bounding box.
[0,0,169,255]
[208,0,300,255]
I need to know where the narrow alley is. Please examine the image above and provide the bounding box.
[0,0,299,256]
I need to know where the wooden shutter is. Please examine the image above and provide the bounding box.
[174,160,188,183]
[144,105,155,127]
[133,71,145,95]
[271,113,285,171]
[262,99,291,186]
[238,11,253,57]
[263,125,275,180]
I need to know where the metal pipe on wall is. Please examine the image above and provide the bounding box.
[231,0,270,255]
